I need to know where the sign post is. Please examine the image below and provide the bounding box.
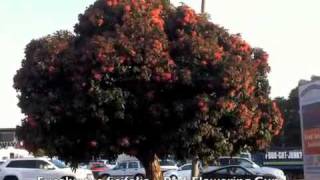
[299,81,320,179]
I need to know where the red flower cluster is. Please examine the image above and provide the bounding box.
[150,7,164,30]
[181,6,197,25]
[214,51,223,61]
[105,0,119,7]
[270,102,284,135]
[198,98,209,113]
[230,35,251,53]
[238,104,254,129]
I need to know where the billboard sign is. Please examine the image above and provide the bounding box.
[299,81,320,179]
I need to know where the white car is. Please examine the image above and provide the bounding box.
[98,160,145,180]
[164,163,193,180]
[159,160,179,172]
[0,158,94,180]
[203,157,286,180]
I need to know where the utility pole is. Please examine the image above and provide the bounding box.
[201,0,205,13]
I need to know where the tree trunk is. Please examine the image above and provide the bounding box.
[139,153,163,180]
[191,158,200,178]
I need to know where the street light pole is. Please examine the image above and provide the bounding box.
[201,0,205,13]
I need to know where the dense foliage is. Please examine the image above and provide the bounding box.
[14,0,283,177]
[272,76,320,148]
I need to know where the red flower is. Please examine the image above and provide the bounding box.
[48,66,55,74]
[191,31,197,37]
[153,40,163,50]
[112,0,119,6]
[214,52,223,61]
[119,56,126,64]
[94,73,102,81]
[106,0,112,6]
[97,51,106,62]
[198,100,206,108]
[103,66,114,73]
[97,19,104,27]
[201,60,208,66]
[89,141,97,148]
[162,72,172,81]
[168,59,175,66]
[124,5,131,12]
[181,6,197,25]
[200,105,209,113]
[150,8,164,30]
[235,55,242,62]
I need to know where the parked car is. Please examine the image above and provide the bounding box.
[0,157,94,180]
[163,163,193,180]
[89,162,108,179]
[159,159,178,172]
[204,157,286,180]
[202,165,278,180]
[98,160,145,180]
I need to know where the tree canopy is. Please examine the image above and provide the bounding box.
[14,0,283,179]
[272,76,320,148]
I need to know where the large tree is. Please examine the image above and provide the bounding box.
[273,90,300,148]
[14,0,283,179]
[272,76,320,148]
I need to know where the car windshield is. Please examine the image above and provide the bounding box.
[160,160,176,166]
[50,159,67,169]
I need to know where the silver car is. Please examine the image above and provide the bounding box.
[98,160,145,180]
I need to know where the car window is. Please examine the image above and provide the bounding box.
[109,160,117,165]
[50,159,67,169]
[181,164,192,170]
[214,168,228,175]
[117,162,127,169]
[7,160,36,169]
[160,160,176,166]
[128,162,139,169]
[233,167,251,175]
[217,167,251,176]
[236,159,253,168]
[36,160,51,169]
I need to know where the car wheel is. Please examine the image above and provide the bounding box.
[4,176,18,180]
[100,174,110,180]
[134,174,145,180]
[170,175,178,180]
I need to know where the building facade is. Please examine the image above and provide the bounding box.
[0,128,17,148]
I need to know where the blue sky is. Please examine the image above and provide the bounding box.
[1,0,320,128]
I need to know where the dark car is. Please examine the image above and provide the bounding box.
[202,165,278,180]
